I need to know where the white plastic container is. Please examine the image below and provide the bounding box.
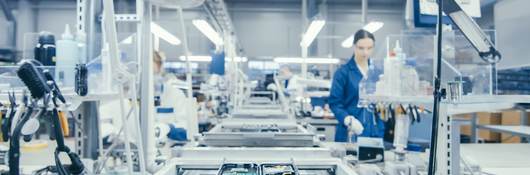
[55,24,79,87]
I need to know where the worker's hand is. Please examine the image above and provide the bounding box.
[344,115,364,135]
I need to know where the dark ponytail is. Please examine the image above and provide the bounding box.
[353,29,375,45]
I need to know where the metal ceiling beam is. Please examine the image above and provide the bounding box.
[1,0,16,50]
[225,0,404,6]
[204,0,243,53]
[0,0,15,21]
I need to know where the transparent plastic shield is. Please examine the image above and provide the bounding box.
[85,33,138,94]
[358,34,435,102]
[360,30,497,102]
[442,30,497,96]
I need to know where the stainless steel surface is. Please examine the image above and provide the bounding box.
[156,144,358,175]
[231,108,289,119]
[303,118,338,142]
[200,119,316,147]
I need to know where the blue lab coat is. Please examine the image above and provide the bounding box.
[329,58,385,142]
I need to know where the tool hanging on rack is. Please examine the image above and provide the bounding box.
[363,102,431,143]
[7,59,86,175]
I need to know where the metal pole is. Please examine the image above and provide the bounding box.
[301,0,308,78]
[137,0,152,172]
[177,7,193,100]
[427,0,444,174]
[361,0,367,24]
[0,0,16,49]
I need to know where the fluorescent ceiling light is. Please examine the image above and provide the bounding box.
[151,22,181,45]
[341,21,384,48]
[192,19,224,46]
[179,55,247,62]
[300,19,326,47]
[179,56,211,62]
[231,57,248,62]
[362,21,384,33]
[274,57,340,64]
[341,35,354,48]
[120,35,134,45]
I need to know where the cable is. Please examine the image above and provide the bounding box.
[8,103,34,175]
[427,0,444,175]
[14,59,85,175]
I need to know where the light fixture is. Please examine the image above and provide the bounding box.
[341,21,384,48]
[231,57,248,62]
[427,1,501,175]
[274,57,340,64]
[120,35,134,45]
[179,56,211,62]
[341,35,354,48]
[442,0,500,62]
[192,19,224,46]
[300,19,326,47]
[151,22,181,45]
[362,21,384,33]
[179,55,247,62]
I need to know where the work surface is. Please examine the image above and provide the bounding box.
[461,144,530,175]
[0,139,77,173]
[478,125,530,137]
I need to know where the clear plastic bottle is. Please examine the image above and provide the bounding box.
[386,40,404,96]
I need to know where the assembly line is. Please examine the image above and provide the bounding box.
[0,0,530,175]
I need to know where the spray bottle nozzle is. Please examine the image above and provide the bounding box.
[62,24,74,40]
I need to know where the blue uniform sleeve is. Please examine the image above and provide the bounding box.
[329,69,349,125]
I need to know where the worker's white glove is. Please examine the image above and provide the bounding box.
[344,115,364,135]
[267,83,278,91]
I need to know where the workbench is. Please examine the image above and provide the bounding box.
[460,144,530,175]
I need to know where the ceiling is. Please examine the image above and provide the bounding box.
[226,0,497,7]
[225,0,405,6]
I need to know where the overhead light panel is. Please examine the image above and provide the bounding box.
[179,55,247,62]
[300,19,326,47]
[151,22,181,45]
[120,35,134,45]
[362,21,384,33]
[179,56,212,62]
[341,35,354,48]
[274,57,340,64]
[341,21,384,48]
[192,19,224,46]
[231,57,248,62]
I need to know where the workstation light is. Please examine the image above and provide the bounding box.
[179,55,247,62]
[341,21,384,48]
[442,0,500,62]
[300,19,326,47]
[273,57,340,64]
[192,19,224,46]
[151,22,181,46]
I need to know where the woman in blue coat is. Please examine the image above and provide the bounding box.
[329,29,385,142]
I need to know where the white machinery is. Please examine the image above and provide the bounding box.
[154,95,358,175]
[159,77,199,141]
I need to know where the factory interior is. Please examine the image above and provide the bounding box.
[0,0,530,174]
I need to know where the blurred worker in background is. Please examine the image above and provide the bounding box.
[153,51,166,105]
[329,29,384,142]
[277,65,300,96]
